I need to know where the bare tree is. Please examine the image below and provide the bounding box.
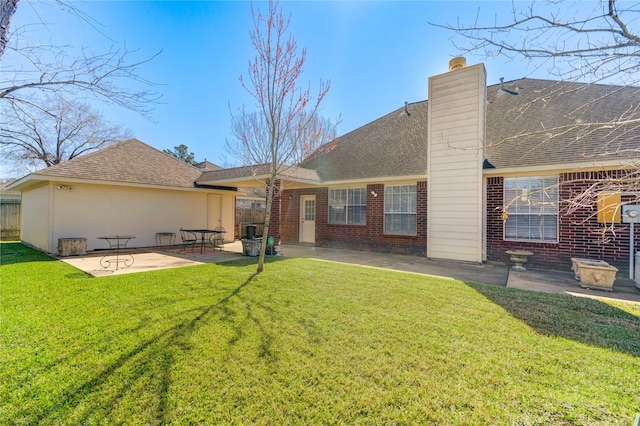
[436,0,640,85]
[435,0,640,233]
[1,1,160,119]
[0,0,19,60]
[0,94,131,173]
[227,0,337,273]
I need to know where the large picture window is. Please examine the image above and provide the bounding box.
[504,176,558,243]
[384,185,416,235]
[328,188,367,225]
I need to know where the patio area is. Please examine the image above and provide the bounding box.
[55,241,640,305]
[58,241,247,277]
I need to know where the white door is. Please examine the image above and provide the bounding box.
[207,195,222,229]
[300,195,316,243]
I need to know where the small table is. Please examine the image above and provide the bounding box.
[97,235,138,270]
[182,229,222,254]
[155,232,176,247]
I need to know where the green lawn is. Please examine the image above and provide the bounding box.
[1,242,639,425]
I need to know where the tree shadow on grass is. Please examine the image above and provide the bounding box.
[468,282,640,358]
[25,273,259,425]
[217,253,292,269]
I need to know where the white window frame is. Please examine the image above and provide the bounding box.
[328,187,367,225]
[384,184,417,236]
[503,176,559,243]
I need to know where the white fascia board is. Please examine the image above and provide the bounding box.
[483,159,640,177]
[237,195,265,201]
[200,174,323,188]
[322,174,428,187]
[6,174,49,191]
[14,175,243,194]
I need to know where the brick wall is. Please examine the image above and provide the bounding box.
[486,171,637,271]
[277,172,637,271]
[280,182,428,256]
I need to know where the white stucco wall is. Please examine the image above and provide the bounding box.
[21,181,236,254]
[20,183,51,251]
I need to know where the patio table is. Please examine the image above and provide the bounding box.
[97,235,138,270]
[182,229,222,254]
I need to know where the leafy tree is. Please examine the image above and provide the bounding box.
[0,95,131,173]
[226,0,337,273]
[163,144,196,165]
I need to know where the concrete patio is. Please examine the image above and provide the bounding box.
[57,241,640,305]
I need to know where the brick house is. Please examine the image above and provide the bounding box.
[198,61,640,271]
[15,60,637,269]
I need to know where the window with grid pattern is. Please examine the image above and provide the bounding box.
[504,176,558,243]
[328,188,366,225]
[384,185,416,235]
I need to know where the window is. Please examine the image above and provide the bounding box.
[384,185,416,235]
[504,176,558,243]
[328,188,366,225]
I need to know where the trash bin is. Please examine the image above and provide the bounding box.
[246,224,257,240]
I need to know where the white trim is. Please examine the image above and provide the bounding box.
[323,174,427,186]
[484,159,640,177]
[10,175,242,194]
[198,173,322,187]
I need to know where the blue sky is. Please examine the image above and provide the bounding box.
[6,0,567,173]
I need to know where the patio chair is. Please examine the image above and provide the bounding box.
[179,228,197,252]
[210,226,226,251]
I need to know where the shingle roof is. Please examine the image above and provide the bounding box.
[16,79,638,191]
[301,101,429,181]
[301,78,640,181]
[32,138,204,188]
[486,78,640,168]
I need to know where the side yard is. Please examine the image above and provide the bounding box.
[1,242,639,424]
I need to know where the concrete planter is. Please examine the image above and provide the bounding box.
[570,258,609,281]
[58,237,87,256]
[578,264,618,291]
[505,250,533,271]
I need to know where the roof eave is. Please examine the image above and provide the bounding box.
[483,158,640,177]
[197,172,323,188]
[9,174,242,193]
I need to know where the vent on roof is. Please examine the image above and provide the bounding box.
[449,57,466,71]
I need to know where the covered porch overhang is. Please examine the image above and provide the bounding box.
[196,164,324,190]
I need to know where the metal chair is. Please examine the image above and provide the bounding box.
[210,226,226,251]
[179,228,197,252]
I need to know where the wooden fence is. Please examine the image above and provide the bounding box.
[235,208,266,239]
[0,200,21,240]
